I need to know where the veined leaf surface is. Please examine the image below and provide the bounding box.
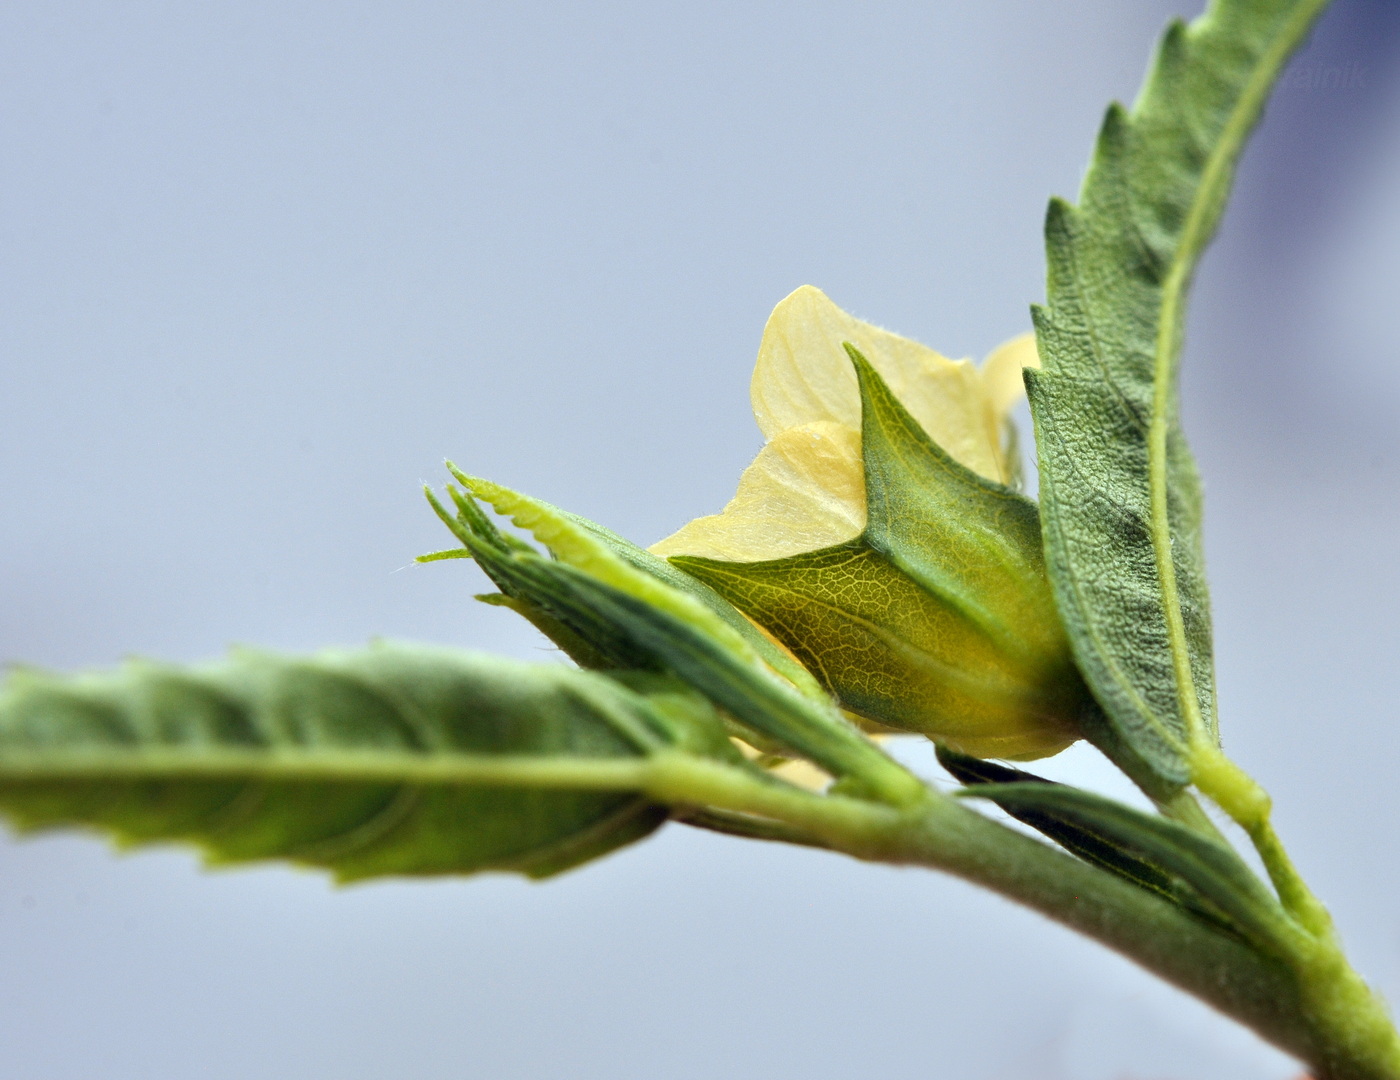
[1026,0,1330,795]
[674,352,1087,762]
[0,644,729,881]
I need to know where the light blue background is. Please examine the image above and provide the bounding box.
[1,2,1398,1077]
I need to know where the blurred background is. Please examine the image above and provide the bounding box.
[1,1,1397,1077]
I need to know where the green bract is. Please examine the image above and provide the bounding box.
[675,350,1088,761]
[420,467,927,805]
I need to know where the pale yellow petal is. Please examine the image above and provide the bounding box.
[749,285,868,435]
[767,758,832,791]
[751,285,1004,482]
[980,331,1041,419]
[657,289,1036,563]
[650,421,864,561]
[974,331,1040,485]
[730,738,832,791]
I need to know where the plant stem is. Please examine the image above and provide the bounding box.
[16,739,1393,1077]
[641,753,1400,1080]
[1183,743,1400,1080]
[673,806,831,848]
[1192,745,1334,936]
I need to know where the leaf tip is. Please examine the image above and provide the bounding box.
[1045,195,1078,236]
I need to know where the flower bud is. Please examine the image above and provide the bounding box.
[653,287,1086,761]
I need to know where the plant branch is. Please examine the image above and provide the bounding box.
[620,755,1335,1073]
[631,753,1399,1080]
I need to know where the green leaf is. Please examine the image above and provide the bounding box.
[939,746,1180,893]
[1026,0,1331,795]
[0,644,733,881]
[936,745,1239,937]
[673,351,1088,762]
[955,775,1291,953]
[432,465,825,698]
[422,472,926,806]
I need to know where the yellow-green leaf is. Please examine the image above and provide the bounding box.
[0,645,720,881]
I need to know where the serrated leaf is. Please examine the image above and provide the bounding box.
[673,352,1087,762]
[1027,0,1330,795]
[0,644,733,881]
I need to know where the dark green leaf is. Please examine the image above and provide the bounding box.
[939,746,1175,893]
[955,774,1290,952]
[937,745,1239,936]
[1027,0,1331,796]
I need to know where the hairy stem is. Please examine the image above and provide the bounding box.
[637,754,1398,1079]
[8,740,1393,1077]
[1192,746,1334,936]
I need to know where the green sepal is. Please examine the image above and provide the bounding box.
[0,644,740,881]
[1027,0,1331,795]
[673,350,1088,762]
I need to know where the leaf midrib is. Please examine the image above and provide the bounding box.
[1145,0,1330,753]
[0,748,658,789]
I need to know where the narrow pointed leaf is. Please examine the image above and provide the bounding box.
[956,778,1290,953]
[939,746,1179,896]
[937,745,1238,936]
[1026,0,1331,795]
[0,644,736,881]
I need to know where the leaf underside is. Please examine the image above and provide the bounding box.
[939,747,1287,950]
[1026,0,1330,796]
[0,645,726,881]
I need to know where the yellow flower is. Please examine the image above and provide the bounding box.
[651,285,1039,562]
